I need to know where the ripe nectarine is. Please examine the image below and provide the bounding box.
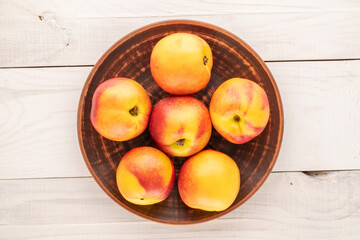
[116,146,175,205]
[210,78,269,144]
[90,78,151,141]
[150,33,213,95]
[178,149,240,211]
[149,96,212,157]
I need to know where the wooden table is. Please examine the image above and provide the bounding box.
[1,0,359,239]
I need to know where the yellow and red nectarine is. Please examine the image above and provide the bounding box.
[178,149,240,211]
[116,146,175,205]
[210,78,269,144]
[90,78,151,141]
[150,33,213,95]
[149,96,212,157]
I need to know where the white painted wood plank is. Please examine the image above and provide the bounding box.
[0,0,359,67]
[1,60,359,179]
[273,60,360,171]
[0,68,90,179]
[1,171,360,239]
[2,0,359,18]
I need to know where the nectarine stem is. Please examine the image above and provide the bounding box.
[129,106,138,116]
[203,56,208,65]
[234,115,240,122]
[176,139,185,146]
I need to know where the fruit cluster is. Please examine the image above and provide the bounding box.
[90,33,270,212]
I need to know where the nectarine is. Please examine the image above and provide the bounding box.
[178,149,240,211]
[116,146,175,205]
[149,96,212,157]
[90,78,151,141]
[210,78,270,144]
[150,33,213,95]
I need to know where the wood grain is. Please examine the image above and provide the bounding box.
[0,68,90,179]
[3,0,360,18]
[0,0,359,67]
[77,20,283,224]
[0,0,359,237]
[1,171,360,239]
[1,60,359,179]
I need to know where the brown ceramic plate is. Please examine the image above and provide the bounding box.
[77,20,283,224]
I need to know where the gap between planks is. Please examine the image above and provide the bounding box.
[2,169,360,181]
[1,58,360,70]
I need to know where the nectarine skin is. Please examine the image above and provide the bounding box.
[178,150,240,211]
[90,78,151,141]
[210,78,270,144]
[116,147,175,205]
[149,96,212,157]
[150,33,213,95]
